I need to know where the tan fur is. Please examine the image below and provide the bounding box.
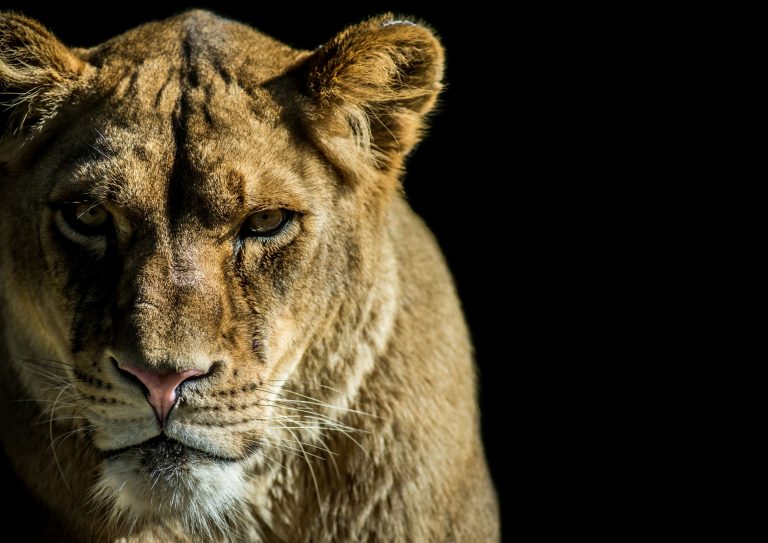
[0,10,499,542]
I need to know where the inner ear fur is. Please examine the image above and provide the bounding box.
[299,14,445,180]
[0,12,89,158]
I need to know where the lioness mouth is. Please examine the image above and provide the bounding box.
[103,435,239,464]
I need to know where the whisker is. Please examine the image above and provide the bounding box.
[277,421,324,512]
[49,385,73,491]
[48,424,101,452]
[257,386,378,418]
[263,379,345,395]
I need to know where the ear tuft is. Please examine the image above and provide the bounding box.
[0,12,87,152]
[301,14,445,177]
[380,20,418,27]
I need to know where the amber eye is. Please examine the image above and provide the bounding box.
[62,203,109,235]
[243,209,289,237]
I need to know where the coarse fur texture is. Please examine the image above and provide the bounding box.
[0,10,499,542]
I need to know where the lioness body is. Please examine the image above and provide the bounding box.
[0,10,498,542]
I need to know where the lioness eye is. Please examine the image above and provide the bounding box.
[62,203,110,236]
[244,209,289,237]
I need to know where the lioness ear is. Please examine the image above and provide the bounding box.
[299,15,444,178]
[0,13,89,158]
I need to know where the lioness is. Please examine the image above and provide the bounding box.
[0,10,499,542]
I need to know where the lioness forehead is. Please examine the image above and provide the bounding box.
[51,11,320,229]
[88,10,301,84]
[54,114,319,231]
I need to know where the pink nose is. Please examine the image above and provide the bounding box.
[118,363,204,425]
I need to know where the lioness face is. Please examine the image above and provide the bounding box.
[1,10,442,534]
[4,64,348,525]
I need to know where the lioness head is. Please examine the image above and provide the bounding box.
[0,10,442,535]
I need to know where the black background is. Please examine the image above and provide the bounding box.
[2,2,509,535]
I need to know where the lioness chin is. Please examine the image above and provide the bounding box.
[0,10,499,542]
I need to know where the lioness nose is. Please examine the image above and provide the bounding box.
[117,363,205,425]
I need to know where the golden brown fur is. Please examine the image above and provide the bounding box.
[0,10,499,541]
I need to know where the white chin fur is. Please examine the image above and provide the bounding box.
[93,449,249,538]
